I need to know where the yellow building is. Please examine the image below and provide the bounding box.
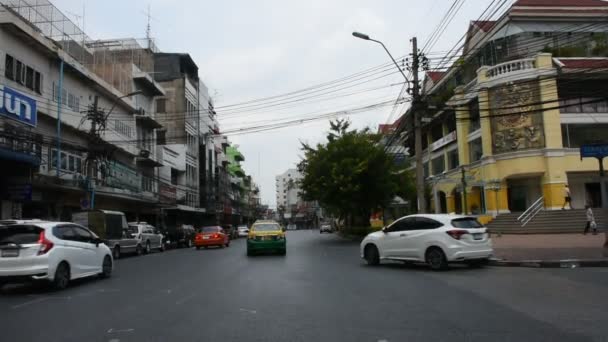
[397,0,608,216]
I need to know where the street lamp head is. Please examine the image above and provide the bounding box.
[124,90,143,98]
[352,31,370,40]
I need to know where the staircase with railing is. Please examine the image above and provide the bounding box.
[517,196,544,227]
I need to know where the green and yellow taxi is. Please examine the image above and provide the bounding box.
[246,220,286,256]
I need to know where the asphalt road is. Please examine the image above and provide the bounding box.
[1,230,608,342]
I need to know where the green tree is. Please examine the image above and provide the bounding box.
[298,119,413,229]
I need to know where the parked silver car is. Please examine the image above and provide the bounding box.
[127,222,164,254]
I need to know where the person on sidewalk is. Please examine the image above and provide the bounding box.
[583,205,597,235]
[562,184,573,210]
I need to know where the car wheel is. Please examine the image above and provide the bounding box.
[196,246,200,250]
[113,246,121,260]
[159,242,165,252]
[145,241,151,254]
[52,262,70,290]
[426,247,448,271]
[226,241,230,247]
[280,249,286,256]
[100,255,112,278]
[247,249,253,256]
[364,245,380,266]
[136,244,143,256]
[219,243,225,249]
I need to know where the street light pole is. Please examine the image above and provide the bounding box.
[352,32,426,213]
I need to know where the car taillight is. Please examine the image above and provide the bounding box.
[37,231,54,255]
[195,234,203,240]
[212,233,220,239]
[446,230,468,240]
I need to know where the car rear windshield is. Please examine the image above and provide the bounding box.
[0,225,42,246]
[451,218,483,229]
[253,224,280,232]
[199,227,220,233]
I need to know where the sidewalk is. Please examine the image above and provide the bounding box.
[491,233,608,267]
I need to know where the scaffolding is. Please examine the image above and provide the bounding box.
[1,0,160,95]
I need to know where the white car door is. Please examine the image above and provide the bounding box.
[400,217,444,259]
[70,225,100,275]
[53,225,86,277]
[380,217,416,258]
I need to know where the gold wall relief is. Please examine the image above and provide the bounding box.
[489,81,545,153]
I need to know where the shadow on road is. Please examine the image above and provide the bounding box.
[0,276,105,296]
[361,260,487,273]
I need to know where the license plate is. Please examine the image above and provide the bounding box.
[473,233,483,240]
[203,236,210,240]
[1,249,19,257]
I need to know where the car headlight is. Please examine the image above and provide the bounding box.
[276,234,285,240]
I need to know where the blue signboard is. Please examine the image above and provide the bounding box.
[0,84,37,126]
[580,144,608,159]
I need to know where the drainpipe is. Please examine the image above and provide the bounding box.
[56,59,64,177]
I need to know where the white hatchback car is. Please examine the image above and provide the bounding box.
[0,221,113,289]
[360,214,493,270]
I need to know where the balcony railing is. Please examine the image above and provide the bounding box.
[486,58,536,79]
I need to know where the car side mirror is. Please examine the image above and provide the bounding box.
[382,227,388,234]
[94,237,102,247]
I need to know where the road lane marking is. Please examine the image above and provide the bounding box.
[107,328,134,334]
[11,297,49,309]
[239,308,257,314]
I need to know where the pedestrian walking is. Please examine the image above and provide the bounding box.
[562,184,573,210]
[583,205,597,235]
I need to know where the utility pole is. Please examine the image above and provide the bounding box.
[86,96,101,209]
[411,37,427,213]
[461,166,468,215]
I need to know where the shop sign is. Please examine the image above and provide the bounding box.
[159,184,177,204]
[4,184,32,201]
[580,144,608,159]
[0,85,37,127]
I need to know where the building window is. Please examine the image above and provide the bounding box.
[156,130,166,145]
[171,168,178,185]
[469,100,480,132]
[156,99,166,113]
[50,149,83,174]
[448,149,459,170]
[25,66,34,89]
[562,123,608,148]
[5,54,14,80]
[431,155,445,175]
[114,120,132,137]
[469,138,483,162]
[15,60,24,84]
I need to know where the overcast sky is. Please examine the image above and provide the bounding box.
[53,0,506,208]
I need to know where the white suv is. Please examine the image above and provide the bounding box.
[360,214,493,270]
[0,221,113,289]
[127,222,164,254]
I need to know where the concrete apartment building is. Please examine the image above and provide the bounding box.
[275,168,302,210]
[0,1,165,221]
[395,0,608,216]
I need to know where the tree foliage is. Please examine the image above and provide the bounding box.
[298,119,413,227]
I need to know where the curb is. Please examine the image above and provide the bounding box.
[489,258,608,268]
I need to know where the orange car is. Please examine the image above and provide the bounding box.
[194,226,230,249]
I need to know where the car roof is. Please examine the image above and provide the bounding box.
[1,221,79,229]
[253,220,279,225]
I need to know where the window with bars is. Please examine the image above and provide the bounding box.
[4,54,43,94]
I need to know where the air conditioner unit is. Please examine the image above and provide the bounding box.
[139,149,150,158]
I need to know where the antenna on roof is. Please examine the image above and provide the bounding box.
[145,4,152,49]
